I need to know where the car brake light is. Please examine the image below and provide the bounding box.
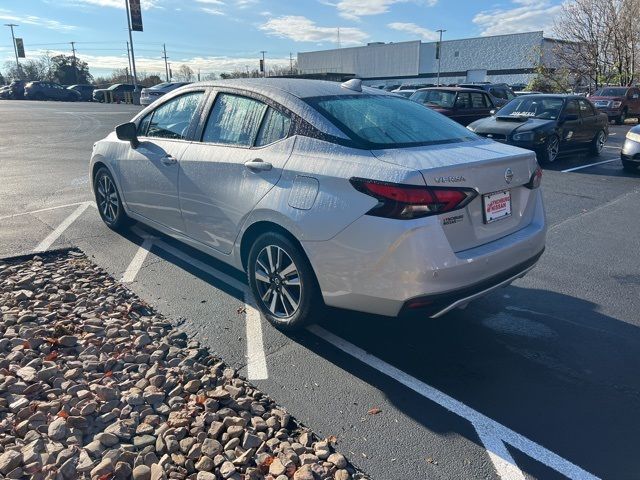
[350,178,478,220]
[525,165,543,189]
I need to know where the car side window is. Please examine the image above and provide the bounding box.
[470,92,488,108]
[564,100,579,117]
[202,93,267,146]
[455,93,471,109]
[578,99,596,117]
[255,108,291,147]
[144,92,204,140]
[489,88,506,100]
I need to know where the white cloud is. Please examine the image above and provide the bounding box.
[334,0,436,20]
[201,7,226,15]
[473,0,561,36]
[62,0,160,10]
[388,22,439,41]
[0,9,78,32]
[195,0,225,4]
[260,15,368,45]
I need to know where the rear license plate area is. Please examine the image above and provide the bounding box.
[483,189,512,224]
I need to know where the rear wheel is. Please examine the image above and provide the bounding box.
[589,130,606,155]
[622,158,639,173]
[539,135,560,163]
[247,232,323,331]
[93,167,130,230]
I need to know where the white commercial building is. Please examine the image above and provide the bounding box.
[297,31,562,88]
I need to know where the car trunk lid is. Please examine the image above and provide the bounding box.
[372,139,539,252]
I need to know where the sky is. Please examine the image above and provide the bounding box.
[0,0,563,78]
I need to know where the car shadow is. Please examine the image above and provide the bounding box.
[119,223,638,479]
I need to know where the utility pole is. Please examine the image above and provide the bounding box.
[70,41,79,84]
[163,43,169,82]
[436,29,446,87]
[4,24,20,77]
[124,0,138,89]
[260,51,267,78]
[168,62,172,80]
[290,52,293,75]
[337,27,341,49]
[126,42,133,84]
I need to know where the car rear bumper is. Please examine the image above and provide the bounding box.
[303,190,546,317]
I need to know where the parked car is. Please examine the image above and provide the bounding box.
[515,91,543,96]
[620,124,640,173]
[458,82,516,107]
[93,83,136,103]
[0,85,11,99]
[410,87,495,126]
[90,78,546,330]
[140,82,191,106]
[24,81,81,101]
[588,86,640,124]
[1,80,25,99]
[391,88,417,98]
[68,84,95,102]
[467,94,608,163]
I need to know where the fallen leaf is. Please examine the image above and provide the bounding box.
[236,306,246,314]
[57,411,69,419]
[367,407,382,415]
[45,351,58,361]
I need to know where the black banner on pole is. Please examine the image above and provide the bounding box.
[129,0,143,32]
[15,38,25,58]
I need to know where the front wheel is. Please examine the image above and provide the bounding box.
[622,158,639,173]
[93,167,130,230]
[538,135,560,163]
[247,232,323,331]
[590,130,606,155]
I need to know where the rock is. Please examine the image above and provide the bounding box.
[151,463,166,480]
[220,461,236,478]
[133,464,152,480]
[269,458,287,477]
[133,435,156,449]
[16,366,37,382]
[58,335,78,347]
[184,379,201,393]
[201,439,222,457]
[334,469,351,480]
[0,450,22,475]
[196,472,216,480]
[328,453,347,469]
[97,432,119,447]
[48,417,68,441]
[294,465,316,480]
[195,456,214,471]
[90,458,114,478]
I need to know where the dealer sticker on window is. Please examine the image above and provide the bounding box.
[483,190,512,224]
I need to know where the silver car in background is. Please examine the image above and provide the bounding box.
[90,78,546,330]
[140,82,191,106]
[621,124,640,173]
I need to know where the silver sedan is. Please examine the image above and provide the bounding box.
[90,78,546,330]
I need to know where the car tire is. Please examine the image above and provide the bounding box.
[247,232,323,331]
[589,130,606,155]
[616,109,627,125]
[622,158,639,173]
[539,135,560,163]
[93,167,130,230]
[33,92,44,101]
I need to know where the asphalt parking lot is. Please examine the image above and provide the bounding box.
[1,100,639,480]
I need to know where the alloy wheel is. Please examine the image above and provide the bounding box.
[96,173,119,224]
[596,131,605,153]
[254,245,302,319]
[547,137,560,163]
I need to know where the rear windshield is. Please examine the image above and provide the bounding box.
[594,87,627,97]
[410,90,456,108]
[498,97,564,120]
[306,94,476,148]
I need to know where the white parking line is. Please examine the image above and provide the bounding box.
[562,158,620,172]
[131,226,269,380]
[33,202,91,252]
[121,237,154,283]
[0,201,90,221]
[307,325,600,480]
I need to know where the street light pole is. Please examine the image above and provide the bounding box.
[4,24,20,76]
[70,41,79,84]
[124,0,138,89]
[436,29,446,87]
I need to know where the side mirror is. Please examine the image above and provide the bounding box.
[490,109,496,115]
[116,122,139,148]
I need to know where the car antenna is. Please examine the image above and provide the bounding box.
[341,78,362,92]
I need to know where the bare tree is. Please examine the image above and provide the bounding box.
[175,65,194,82]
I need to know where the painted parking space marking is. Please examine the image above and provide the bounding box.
[121,237,155,283]
[131,226,269,381]
[0,201,91,221]
[307,325,600,480]
[562,158,620,172]
[33,202,91,253]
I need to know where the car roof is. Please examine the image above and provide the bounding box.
[187,78,395,101]
[415,86,487,93]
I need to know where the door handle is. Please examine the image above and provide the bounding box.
[244,159,272,172]
[161,154,177,165]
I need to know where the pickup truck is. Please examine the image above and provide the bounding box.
[589,86,640,124]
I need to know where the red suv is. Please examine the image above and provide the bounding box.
[589,86,640,124]
[410,87,495,126]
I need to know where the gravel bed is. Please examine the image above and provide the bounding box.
[0,250,366,480]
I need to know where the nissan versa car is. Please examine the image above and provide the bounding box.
[90,79,546,330]
[621,124,640,173]
[468,95,608,163]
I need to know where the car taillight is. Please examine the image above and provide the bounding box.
[525,165,543,189]
[350,178,477,220]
